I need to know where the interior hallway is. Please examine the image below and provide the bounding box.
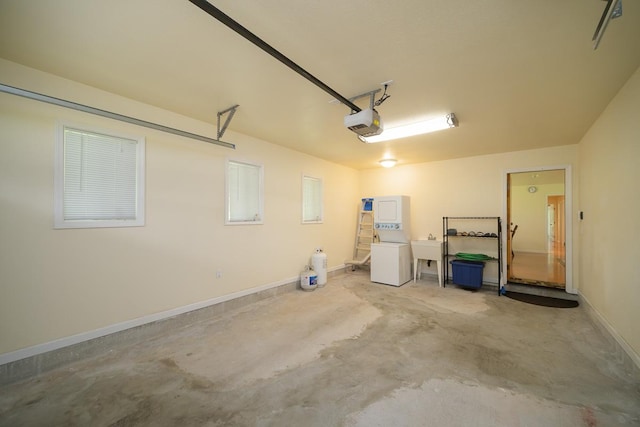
[1,271,638,426]
[510,250,566,288]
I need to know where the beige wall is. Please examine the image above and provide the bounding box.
[0,60,359,355]
[359,145,578,282]
[578,66,640,361]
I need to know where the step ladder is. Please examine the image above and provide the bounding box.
[345,198,377,270]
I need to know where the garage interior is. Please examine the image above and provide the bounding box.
[1,1,639,425]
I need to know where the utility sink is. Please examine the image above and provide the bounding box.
[411,240,443,286]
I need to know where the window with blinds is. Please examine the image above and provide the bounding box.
[54,124,145,228]
[226,159,263,224]
[302,175,323,223]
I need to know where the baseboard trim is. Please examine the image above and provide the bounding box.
[0,266,345,384]
[578,291,640,375]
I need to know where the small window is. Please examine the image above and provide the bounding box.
[54,123,145,229]
[302,175,323,223]
[226,159,264,225]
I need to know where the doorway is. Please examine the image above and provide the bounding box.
[504,167,573,293]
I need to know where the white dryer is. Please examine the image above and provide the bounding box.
[373,195,411,243]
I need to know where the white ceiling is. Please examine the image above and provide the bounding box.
[1,0,639,169]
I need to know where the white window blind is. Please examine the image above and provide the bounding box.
[55,124,145,228]
[302,175,323,223]
[226,160,263,224]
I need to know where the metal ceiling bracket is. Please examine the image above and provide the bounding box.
[0,83,235,149]
[347,89,381,112]
[593,0,622,50]
[217,104,239,139]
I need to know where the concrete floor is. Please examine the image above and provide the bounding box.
[1,271,639,426]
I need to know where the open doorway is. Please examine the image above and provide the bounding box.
[504,167,573,292]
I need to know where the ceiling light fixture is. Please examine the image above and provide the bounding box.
[359,113,458,143]
[379,158,397,168]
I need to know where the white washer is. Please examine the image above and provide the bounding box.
[371,242,412,286]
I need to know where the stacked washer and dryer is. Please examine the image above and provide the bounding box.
[370,195,412,286]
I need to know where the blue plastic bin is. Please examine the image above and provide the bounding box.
[450,260,484,289]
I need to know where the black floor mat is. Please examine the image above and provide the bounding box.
[505,291,579,308]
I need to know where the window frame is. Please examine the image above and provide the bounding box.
[54,122,146,229]
[225,158,264,225]
[301,174,323,224]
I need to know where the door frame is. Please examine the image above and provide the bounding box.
[502,165,574,294]
[547,194,565,254]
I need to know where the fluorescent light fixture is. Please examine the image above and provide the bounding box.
[379,158,397,168]
[360,113,458,143]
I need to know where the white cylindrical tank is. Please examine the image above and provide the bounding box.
[300,266,317,291]
[311,249,327,286]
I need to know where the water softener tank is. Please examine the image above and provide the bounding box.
[311,249,327,287]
